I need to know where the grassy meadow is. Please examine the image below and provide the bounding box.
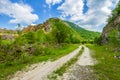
[87,44,120,80]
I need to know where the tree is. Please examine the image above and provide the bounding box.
[16,23,22,35]
[24,31,35,44]
[0,36,2,45]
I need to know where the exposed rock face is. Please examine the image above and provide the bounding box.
[101,16,120,44]
[22,21,51,33]
[0,34,15,40]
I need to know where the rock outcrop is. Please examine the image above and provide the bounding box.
[101,1,120,45]
[101,16,120,44]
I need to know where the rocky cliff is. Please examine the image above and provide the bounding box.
[101,1,120,46]
[101,16,120,44]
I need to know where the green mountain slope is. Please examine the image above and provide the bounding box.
[17,18,83,44]
[65,21,101,41]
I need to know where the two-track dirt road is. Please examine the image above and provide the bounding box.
[11,46,82,80]
[59,46,96,80]
[11,46,96,80]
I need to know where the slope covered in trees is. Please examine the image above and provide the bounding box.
[65,21,100,41]
[20,18,83,44]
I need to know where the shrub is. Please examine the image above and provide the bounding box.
[94,36,102,45]
[24,31,35,44]
[33,45,45,56]
[35,30,46,43]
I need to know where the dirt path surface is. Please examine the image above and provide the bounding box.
[11,46,82,80]
[58,46,96,80]
[77,46,95,66]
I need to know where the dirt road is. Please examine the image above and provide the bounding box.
[11,46,82,80]
[77,46,95,66]
[60,46,96,80]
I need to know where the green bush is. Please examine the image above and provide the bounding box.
[51,20,81,43]
[33,45,45,56]
[24,31,35,44]
[94,36,102,45]
[14,36,28,45]
[0,44,25,63]
[35,30,46,43]
[20,53,31,64]
[0,36,2,45]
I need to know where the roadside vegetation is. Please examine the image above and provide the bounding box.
[0,43,79,80]
[87,44,120,80]
[88,2,120,79]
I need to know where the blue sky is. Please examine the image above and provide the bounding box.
[0,0,119,32]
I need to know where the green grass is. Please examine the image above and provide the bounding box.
[1,40,13,44]
[0,44,79,80]
[87,44,120,80]
[48,46,84,79]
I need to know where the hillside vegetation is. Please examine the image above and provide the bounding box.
[65,21,100,41]
[20,18,83,44]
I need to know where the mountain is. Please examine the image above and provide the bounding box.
[19,18,101,45]
[65,21,101,41]
[0,28,17,34]
[101,1,120,47]
[16,18,83,44]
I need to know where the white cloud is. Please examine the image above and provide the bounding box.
[0,0,39,24]
[46,0,62,8]
[79,0,119,31]
[58,0,119,32]
[58,0,84,21]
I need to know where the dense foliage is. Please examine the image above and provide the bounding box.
[107,1,120,23]
[50,18,82,43]
[65,21,100,41]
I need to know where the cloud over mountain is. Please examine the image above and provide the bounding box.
[57,0,119,31]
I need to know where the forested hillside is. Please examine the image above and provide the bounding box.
[65,21,100,41]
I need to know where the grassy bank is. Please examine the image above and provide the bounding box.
[48,46,84,79]
[0,44,79,80]
[87,44,120,80]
